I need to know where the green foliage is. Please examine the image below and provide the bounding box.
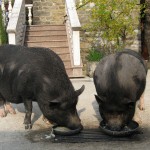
[0,8,8,45]
[86,47,104,61]
[83,0,141,52]
[12,0,15,6]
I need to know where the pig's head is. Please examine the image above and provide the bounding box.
[43,85,85,130]
[95,95,136,131]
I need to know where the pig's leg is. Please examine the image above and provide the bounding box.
[24,100,32,129]
[133,102,142,124]
[4,102,16,114]
[42,115,56,125]
[134,93,145,124]
[138,93,145,110]
[0,100,7,117]
[42,115,51,125]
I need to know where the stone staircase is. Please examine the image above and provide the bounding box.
[24,25,83,78]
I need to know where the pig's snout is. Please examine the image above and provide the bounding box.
[67,113,83,130]
[107,124,123,131]
[105,114,125,131]
[67,123,83,130]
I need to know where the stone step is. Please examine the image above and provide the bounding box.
[25,45,69,54]
[66,65,84,78]
[49,47,70,54]
[26,25,66,31]
[58,53,70,60]
[63,60,72,68]
[26,30,67,36]
[24,25,83,77]
[25,35,67,41]
[66,68,73,77]
[25,40,68,47]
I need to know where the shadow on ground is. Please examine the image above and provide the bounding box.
[25,127,145,143]
[11,102,43,126]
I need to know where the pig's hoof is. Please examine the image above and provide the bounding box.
[133,116,142,125]
[4,103,16,114]
[138,104,145,111]
[25,124,32,129]
[0,108,7,117]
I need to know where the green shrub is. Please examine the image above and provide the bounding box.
[82,0,141,53]
[86,48,104,62]
[0,8,8,45]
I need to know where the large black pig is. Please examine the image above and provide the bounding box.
[0,45,84,130]
[94,49,147,131]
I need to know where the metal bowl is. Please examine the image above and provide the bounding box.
[99,120,139,137]
[52,125,83,136]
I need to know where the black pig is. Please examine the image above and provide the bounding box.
[94,49,147,131]
[0,45,84,129]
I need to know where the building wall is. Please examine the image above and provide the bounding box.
[33,0,65,25]
[25,0,33,4]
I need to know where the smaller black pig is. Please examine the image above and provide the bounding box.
[94,49,147,131]
[0,45,85,130]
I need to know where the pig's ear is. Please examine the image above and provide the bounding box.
[95,95,105,105]
[75,85,85,96]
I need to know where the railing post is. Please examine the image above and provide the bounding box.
[72,31,80,65]
[8,0,12,19]
[25,4,33,26]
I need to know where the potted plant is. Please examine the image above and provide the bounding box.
[86,47,104,77]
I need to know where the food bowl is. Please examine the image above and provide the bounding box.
[52,125,83,136]
[99,120,139,137]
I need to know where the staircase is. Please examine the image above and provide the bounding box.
[24,25,83,78]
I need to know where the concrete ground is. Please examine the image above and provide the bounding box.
[0,70,150,150]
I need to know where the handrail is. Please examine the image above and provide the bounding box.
[65,0,81,66]
[66,0,81,30]
[7,0,26,45]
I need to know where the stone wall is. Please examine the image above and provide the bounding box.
[77,3,94,73]
[25,0,33,4]
[33,0,65,25]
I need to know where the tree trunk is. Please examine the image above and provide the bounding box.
[141,0,150,60]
